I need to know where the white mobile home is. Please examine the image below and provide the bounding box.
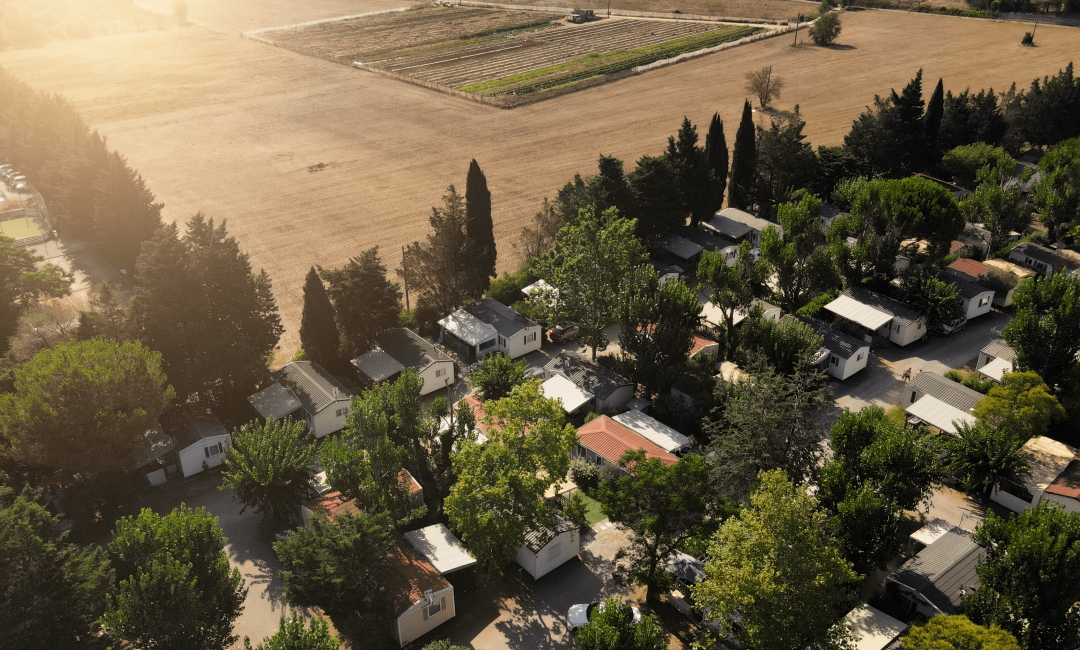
[976,339,1017,383]
[517,514,580,580]
[789,315,870,381]
[1009,241,1062,276]
[544,353,634,413]
[277,361,352,439]
[247,382,303,422]
[438,298,541,361]
[824,287,926,347]
[991,436,1079,513]
[404,524,478,592]
[702,208,783,247]
[885,529,982,619]
[162,409,232,478]
[352,328,454,396]
[902,372,982,435]
[954,279,994,321]
[386,540,456,647]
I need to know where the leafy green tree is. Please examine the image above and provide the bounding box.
[130,216,283,406]
[596,451,734,602]
[818,407,941,574]
[963,502,1080,650]
[0,338,174,476]
[0,487,112,649]
[516,198,562,262]
[939,143,1016,189]
[469,352,526,402]
[445,380,578,574]
[536,206,645,360]
[320,247,401,358]
[221,418,316,524]
[244,611,340,650]
[810,2,841,46]
[696,241,770,359]
[1032,136,1080,239]
[321,394,410,518]
[960,170,1029,253]
[75,281,131,343]
[755,118,819,218]
[617,269,702,397]
[693,470,859,650]
[941,421,1030,500]
[899,269,962,329]
[706,359,831,499]
[628,154,682,244]
[1,234,72,354]
[972,371,1065,439]
[400,186,470,318]
[300,266,341,370]
[1003,274,1080,392]
[845,70,927,177]
[464,159,497,297]
[573,597,667,650]
[590,155,638,219]
[104,505,246,650]
[273,511,393,618]
[814,145,860,200]
[938,88,1008,152]
[905,615,1019,650]
[705,112,729,213]
[760,193,841,312]
[728,100,757,211]
[735,309,824,375]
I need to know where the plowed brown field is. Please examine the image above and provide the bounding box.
[1,7,1078,357]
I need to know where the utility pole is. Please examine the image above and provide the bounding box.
[401,245,410,310]
[793,14,801,45]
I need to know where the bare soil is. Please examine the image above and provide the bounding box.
[1,7,1077,358]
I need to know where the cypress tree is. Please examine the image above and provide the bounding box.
[588,155,637,220]
[464,159,496,297]
[705,112,728,215]
[923,77,945,169]
[728,100,757,212]
[93,151,164,272]
[299,266,341,370]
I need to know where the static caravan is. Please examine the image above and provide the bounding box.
[954,279,994,321]
[162,409,232,478]
[385,540,455,647]
[353,328,455,396]
[543,353,634,413]
[438,299,541,361]
[788,315,870,381]
[517,514,580,580]
[277,361,352,438]
[991,436,1079,514]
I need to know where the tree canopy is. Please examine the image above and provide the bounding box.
[1032,136,1080,239]
[1,338,174,476]
[243,611,340,650]
[445,380,577,574]
[469,352,527,402]
[464,159,497,296]
[0,235,72,354]
[696,241,771,359]
[221,417,316,524]
[104,504,246,650]
[1003,274,1080,393]
[400,186,471,320]
[573,597,667,650]
[972,371,1064,439]
[320,247,401,358]
[300,266,342,370]
[693,470,858,650]
[905,615,1019,650]
[963,503,1080,650]
[760,193,841,312]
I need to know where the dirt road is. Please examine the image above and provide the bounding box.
[2,7,1077,356]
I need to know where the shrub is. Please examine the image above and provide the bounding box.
[944,369,965,383]
[961,372,995,394]
[486,268,537,306]
[570,460,600,491]
[809,10,842,46]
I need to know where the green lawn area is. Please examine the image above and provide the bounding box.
[579,491,607,527]
[0,217,43,239]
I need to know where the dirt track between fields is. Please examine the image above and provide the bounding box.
[1,2,1078,357]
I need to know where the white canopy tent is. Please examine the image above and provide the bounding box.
[907,395,977,434]
[824,294,893,331]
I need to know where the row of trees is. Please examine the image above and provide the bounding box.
[0,68,164,270]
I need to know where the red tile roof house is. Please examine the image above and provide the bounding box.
[946,257,991,281]
[385,538,456,646]
[689,335,720,362]
[573,415,677,476]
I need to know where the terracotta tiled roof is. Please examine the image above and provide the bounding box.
[462,395,499,437]
[304,491,361,522]
[384,538,451,614]
[950,240,966,254]
[1045,460,1080,499]
[689,336,719,358]
[948,258,990,279]
[578,416,678,468]
[399,469,423,495]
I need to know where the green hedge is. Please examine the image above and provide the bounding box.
[912,5,996,18]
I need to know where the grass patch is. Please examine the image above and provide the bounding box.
[0,217,44,239]
[460,25,759,95]
[578,491,607,527]
[886,404,908,426]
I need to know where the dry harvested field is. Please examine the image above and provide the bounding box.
[133,0,416,34]
[1,8,1078,357]
[255,6,761,101]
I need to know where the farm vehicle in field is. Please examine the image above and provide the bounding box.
[568,9,597,23]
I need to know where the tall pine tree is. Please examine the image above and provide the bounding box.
[705,112,728,214]
[666,116,715,226]
[923,77,945,170]
[299,266,340,370]
[320,247,402,358]
[93,151,164,272]
[728,100,757,212]
[464,159,496,297]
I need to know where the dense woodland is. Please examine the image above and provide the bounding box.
[3,34,1080,650]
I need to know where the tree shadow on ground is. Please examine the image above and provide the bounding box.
[827,43,856,50]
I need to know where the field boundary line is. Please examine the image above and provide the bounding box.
[633,21,803,75]
[456,1,789,25]
[242,4,425,36]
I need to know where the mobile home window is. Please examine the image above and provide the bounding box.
[895,323,901,333]
[423,596,446,620]
[830,356,838,366]
[204,443,222,458]
[435,368,445,378]
[857,353,863,361]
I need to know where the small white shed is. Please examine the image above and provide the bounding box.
[516,514,580,580]
[163,409,232,478]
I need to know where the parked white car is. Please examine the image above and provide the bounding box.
[566,601,642,632]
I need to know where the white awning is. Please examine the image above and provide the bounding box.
[540,375,593,413]
[438,309,498,346]
[978,357,1013,382]
[351,348,404,382]
[824,294,893,331]
[403,523,477,574]
[910,518,970,547]
[906,395,977,434]
[843,605,908,650]
[613,410,691,453]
